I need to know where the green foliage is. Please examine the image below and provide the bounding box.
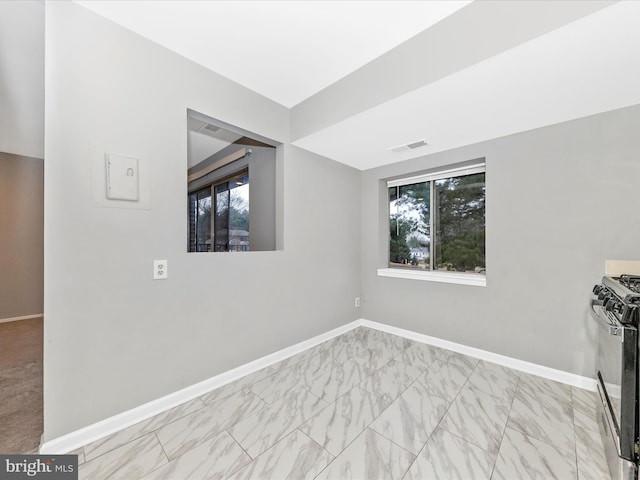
[434,174,485,271]
[389,217,412,264]
[231,206,249,231]
[389,173,485,272]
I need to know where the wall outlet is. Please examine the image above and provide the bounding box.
[355,297,360,308]
[153,260,168,280]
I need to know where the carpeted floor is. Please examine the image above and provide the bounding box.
[0,317,43,453]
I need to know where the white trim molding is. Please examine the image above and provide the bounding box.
[361,319,596,391]
[0,314,43,324]
[40,317,596,454]
[386,161,485,188]
[39,320,361,455]
[377,268,486,287]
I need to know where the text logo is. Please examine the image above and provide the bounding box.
[0,455,77,480]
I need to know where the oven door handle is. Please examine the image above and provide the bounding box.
[590,298,623,337]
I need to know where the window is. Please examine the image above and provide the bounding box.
[187,109,277,252]
[189,187,212,252]
[383,161,486,285]
[188,171,249,252]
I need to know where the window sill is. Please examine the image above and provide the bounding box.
[377,268,487,287]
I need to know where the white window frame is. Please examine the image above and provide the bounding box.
[379,160,486,287]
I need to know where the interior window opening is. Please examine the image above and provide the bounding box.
[187,110,277,252]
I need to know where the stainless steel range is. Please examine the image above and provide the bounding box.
[591,275,640,480]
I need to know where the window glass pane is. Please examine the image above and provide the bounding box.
[389,181,430,270]
[195,190,211,252]
[214,183,229,252]
[229,174,249,252]
[433,173,485,272]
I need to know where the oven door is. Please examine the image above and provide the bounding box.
[590,298,638,479]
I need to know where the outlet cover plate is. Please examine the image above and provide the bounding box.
[153,260,168,280]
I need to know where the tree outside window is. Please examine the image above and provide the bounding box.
[389,167,485,273]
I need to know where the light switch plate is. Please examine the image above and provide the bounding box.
[153,260,168,280]
[106,154,139,201]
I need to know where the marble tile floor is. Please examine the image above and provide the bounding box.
[73,327,610,479]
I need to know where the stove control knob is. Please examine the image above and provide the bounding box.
[593,285,604,295]
[598,290,609,301]
[604,298,619,312]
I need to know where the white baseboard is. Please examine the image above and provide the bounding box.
[360,319,597,391]
[0,314,43,324]
[39,320,361,455]
[41,317,596,454]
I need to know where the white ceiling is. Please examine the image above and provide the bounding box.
[73,0,471,108]
[71,0,640,171]
[9,1,639,169]
[187,116,243,169]
[293,0,640,169]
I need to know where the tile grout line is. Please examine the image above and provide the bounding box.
[152,430,171,467]
[224,429,255,477]
[73,331,387,477]
[308,332,416,476]
[191,340,357,477]
[429,359,527,476]
[367,375,449,454]
[487,372,522,480]
[155,390,267,466]
[392,348,510,477]
[307,393,375,478]
[506,375,579,456]
[224,343,350,466]
[226,428,253,459]
[81,327,584,480]
[81,397,211,465]
[397,353,461,480]
[570,387,581,480]
[429,359,486,451]
[361,342,452,479]
[394,358,487,473]
[369,425,420,461]
[296,427,333,459]
[295,427,336,478]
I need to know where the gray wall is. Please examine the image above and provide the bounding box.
[0,1,44,159]
[248,146,277,252]
[44,2,361,441]
[361,104,640,378]
[0,152,43,319]
[43,0,639,443]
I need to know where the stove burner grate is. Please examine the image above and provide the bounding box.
[619,274,640,293]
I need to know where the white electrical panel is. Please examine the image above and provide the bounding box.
[106,154,139,201]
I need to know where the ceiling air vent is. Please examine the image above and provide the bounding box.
[388,139,429,153]
[202,123,220,133]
